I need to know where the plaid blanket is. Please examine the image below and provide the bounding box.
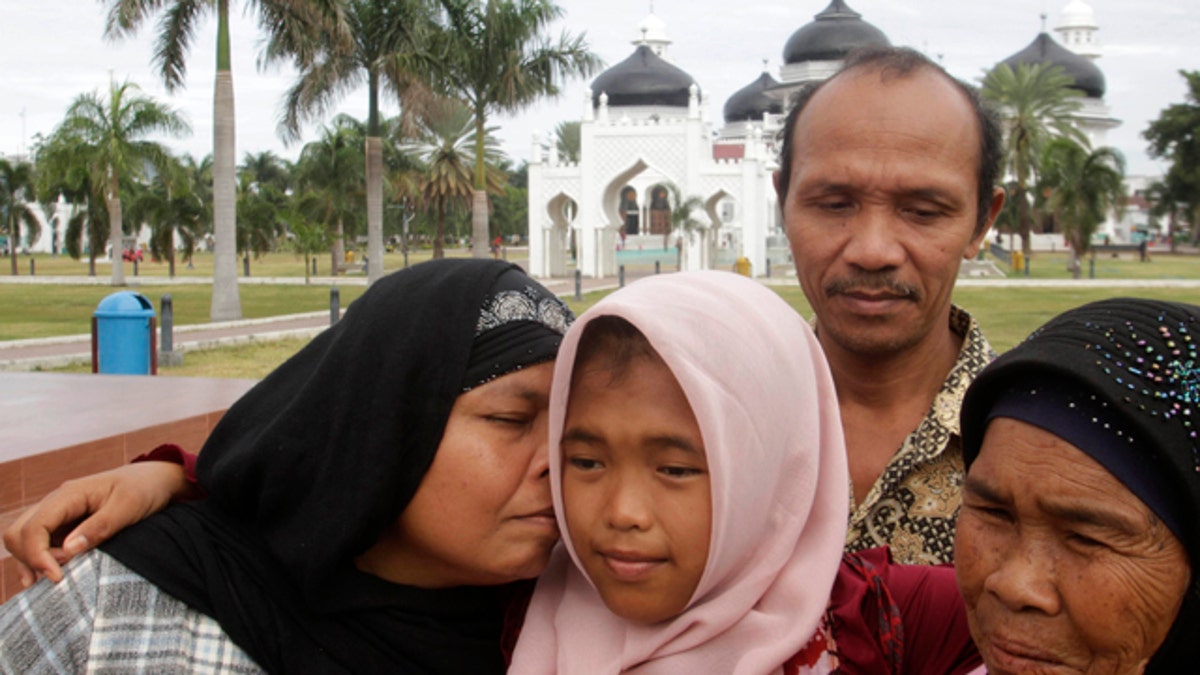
[0,549,262,674]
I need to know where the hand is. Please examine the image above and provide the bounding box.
[2,462,195,586]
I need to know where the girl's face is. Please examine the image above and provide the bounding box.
[357,362,559,588]
[560,353,712,624]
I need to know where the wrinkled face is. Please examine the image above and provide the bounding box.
[775,68,1002,359]
[561,353,712,624]
[955,417,1191,674]
[359,362,559,588]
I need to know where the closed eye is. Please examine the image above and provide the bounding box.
[658,465,705,479]
[1067,531,1107,549]
[965,502,1013,524]
[815,198,854,213]
[567,456,603,471]
[902,206,944,220]
[485,415,531,427]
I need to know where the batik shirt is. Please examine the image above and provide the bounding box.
[0,549,262,674]
[843,306,996,565]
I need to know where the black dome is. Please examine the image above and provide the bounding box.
[1000,32,1106,98]
[724,71,784,123]
[591,45,696,108]
[782,0,890,64]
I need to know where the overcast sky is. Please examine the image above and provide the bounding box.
[1,1,1195,177]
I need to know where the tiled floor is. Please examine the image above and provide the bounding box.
[0,372,256,604]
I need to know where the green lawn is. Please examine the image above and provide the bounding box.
[1,285,367,341]
[9,248,481,279]
[12,247,1200,378]
[991,250,1200,280]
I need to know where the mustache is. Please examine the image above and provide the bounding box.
[825,274,921,302]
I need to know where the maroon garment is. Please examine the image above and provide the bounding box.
[134,444,200,488]
[815,547,981,675]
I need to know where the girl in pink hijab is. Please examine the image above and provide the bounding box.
[509,271,979,674]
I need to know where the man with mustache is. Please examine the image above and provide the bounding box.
[774,46,1006,565]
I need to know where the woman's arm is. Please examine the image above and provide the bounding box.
[2,445,200,587]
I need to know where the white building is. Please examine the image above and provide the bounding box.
[528,0,890,279]
[527,0,1143,275]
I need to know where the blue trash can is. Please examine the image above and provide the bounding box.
[93,291,157,375]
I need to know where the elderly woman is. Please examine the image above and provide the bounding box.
[957,297,1199,673]
[0,259,571,673]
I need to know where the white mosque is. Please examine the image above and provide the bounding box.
[526,0,1121,279]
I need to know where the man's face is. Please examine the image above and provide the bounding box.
[776,68,1002,359]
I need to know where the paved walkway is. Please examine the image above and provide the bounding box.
[5,270,1200,372]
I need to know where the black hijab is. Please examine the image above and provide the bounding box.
[102,259,572,674]
[961,297,1200,673]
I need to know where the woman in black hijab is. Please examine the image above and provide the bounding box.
[957,298,1199,674]
[0,259,572,674]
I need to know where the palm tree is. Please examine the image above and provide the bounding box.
[279,0,437,284]
[1037,138,1125,278]
[127,156,206,278]
[100,0,346,316]
[663,181,705,248]
[295,115,366,273]
[1144,70,1200,245]
[39,201,60,257]
[180,153,214,263]
[240,150,292,196]
[64,181,113,277]
[554,120,581,163]
[237,151,290,275]
[429,0,601,258]
[1147,177,1188,250]
[34,132,106,275]
[402,100,504,258]
[52,80,189,285]
[0,158,40,276]
[982,62,1086,259]
[281,196,331,284]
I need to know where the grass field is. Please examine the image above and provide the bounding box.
[9,247,1200,379]
[0,285,368,341]
[7,248,477,279]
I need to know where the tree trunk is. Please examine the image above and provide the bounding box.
[168,245,176,279]
[8,222,15,275]
[331,217,344,276]
[1016,185,1032,260]
[470,114,489,258]
[471,191,489,258]
[210,3,242,321]
[434,200,446,259]
[107,177,126,286]
[365,136,384,284]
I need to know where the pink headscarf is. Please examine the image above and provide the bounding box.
[509,271,849,674]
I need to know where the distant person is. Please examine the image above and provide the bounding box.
[774,46,1005,564]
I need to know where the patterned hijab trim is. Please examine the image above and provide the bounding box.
[462,272,573,391]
